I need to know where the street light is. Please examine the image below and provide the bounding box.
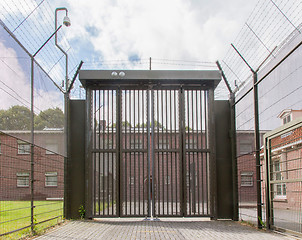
[54,7,71,220]
[30,9,71,231]
[55,7,71,91]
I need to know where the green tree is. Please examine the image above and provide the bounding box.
[111,121,132,128]
[0,105,31,130]
[135,121,165,129]
[34,107,64,130]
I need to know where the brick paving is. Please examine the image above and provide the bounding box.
[35,218,297,240]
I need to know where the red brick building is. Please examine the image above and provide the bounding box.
[0,130,64,200]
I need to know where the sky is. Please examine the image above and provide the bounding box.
[0,0,259,108]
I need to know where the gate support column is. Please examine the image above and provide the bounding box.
[208,88,217,219]
[85,88,93,219]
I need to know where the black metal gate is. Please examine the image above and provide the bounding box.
[83,70,218,218]
[89,88,212,217]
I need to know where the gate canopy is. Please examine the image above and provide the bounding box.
[79,70,221,89]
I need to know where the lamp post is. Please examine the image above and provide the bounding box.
[30,12,70,232]
[54,7,71,219]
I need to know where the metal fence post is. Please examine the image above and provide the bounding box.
[30,56,35,233]
[253,72,263,229]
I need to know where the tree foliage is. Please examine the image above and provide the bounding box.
[0,105,31,130]
[34,108,64,130]
[0,105,64,131]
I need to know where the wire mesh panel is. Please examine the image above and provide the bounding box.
[92,90,117,217]
[0,132,64,239]
[183,90,210,216]
[120,90,148,217]
[267,125,302,233]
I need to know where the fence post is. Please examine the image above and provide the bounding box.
[30,56,35,233]
[253,72,263,229]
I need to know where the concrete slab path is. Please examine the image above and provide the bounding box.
[34,218,297,240]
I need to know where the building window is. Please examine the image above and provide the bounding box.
[17,172,30,187]
[272,160,286,198]
[165,176,170,185]
[283,115,291,125]
[239,141,253,155]
[46,143,58,154]
[130,139,142,149]
[158,138,170,149]
[45,172,58,187]
[129,176,135,185]
[185,139,197,149]
[241,172,253,186]
[18,141,30,155]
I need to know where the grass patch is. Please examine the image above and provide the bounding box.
[0,200,63,239]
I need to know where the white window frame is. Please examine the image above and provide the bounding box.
[158,138,170,149]
[165,176,170,185]
[240,172,253,186]
[17,172,30,187]
[46,143,58,155]
[282,114,291,125]
[17,141,30,155]
[129,176,135,185]
[130,139,142,149]
[45,172,58,187]
[272,159,286,199]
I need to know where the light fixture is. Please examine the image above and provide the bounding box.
[119,71,125,77]
[63,15,71,27]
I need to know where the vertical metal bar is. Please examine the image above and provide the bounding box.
[117,89,121,217]
[187,90,191,215]
[191,90,196,214]
[204,91,208,214]
[170,90,173,216]
[253,72,263,229]
[151,89,155,217]
[196,90,200,215]
[174,90,178,215]
[111,90,114,215]
[265,138,272,229]
[147,89,151,217]
[129,90,132,215]
[134,90,136,215]
[180,88,186,216]
[165,90,169,215]
[138,90,141,215]
[107,90,110,215]
[125,91,127,215]
[200,91,204,215]
[161,90,164,215]
[98,91,101,216]
[93,92,96,216]
[157,89,160,217]
[142,90,145,215]
[102,90,105,215]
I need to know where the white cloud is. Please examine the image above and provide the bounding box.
[66,0,258,66]
[0,40,64,111]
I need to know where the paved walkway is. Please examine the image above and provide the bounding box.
[35,218,297,240]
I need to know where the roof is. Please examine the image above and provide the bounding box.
[79,70,221,90]
[277,109,302,118]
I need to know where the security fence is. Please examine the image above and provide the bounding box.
[219,0,302,236]
[0,131,64,239]
[264,119,302,233]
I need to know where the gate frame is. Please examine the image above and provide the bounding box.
[79,70,221,219]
